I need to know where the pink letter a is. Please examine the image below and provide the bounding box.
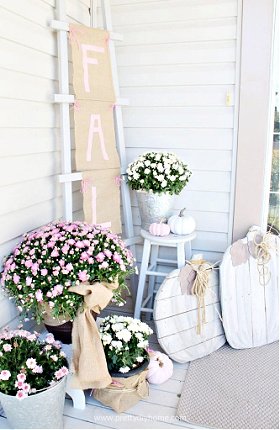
[86,114,109,162]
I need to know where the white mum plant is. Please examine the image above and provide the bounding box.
[99,315,153,374]
[126,152,192,194]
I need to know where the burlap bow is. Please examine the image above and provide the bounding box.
[68,281,118,389]
[93,369,149,413]
[179,260,218,335]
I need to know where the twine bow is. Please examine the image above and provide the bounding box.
[180,260,219,335]
[68,281,118,390]
[253,232,274,286]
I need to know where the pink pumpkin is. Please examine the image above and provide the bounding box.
[147,350,173,384]
[149,222,170,237]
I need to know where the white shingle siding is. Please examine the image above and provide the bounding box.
[110,0,240,262]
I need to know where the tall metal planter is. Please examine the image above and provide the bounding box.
[0,377,67,429]
[136,191,174,231]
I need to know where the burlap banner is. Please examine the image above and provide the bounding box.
[74,100,120,171]
[70,24,115,102]
[70,24,122,233]
[81,169,122,234]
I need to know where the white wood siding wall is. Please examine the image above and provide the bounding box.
[0,0,90,328]
[110,0,240,263]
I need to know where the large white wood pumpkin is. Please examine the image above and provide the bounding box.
[220,226,279,349]
[153,265,226,363]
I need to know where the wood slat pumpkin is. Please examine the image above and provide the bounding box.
[220,226,279,349]
[153,262,226,363]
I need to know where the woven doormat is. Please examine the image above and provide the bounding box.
[177,342,279,429]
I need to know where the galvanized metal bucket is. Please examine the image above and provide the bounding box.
[136,191,174,231]
[0,376,67,429]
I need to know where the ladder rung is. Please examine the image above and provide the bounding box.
[146,270,168,277]
[141,308,153,313]
[49,20,123,41]
[142,295,152,307]
[157,258,177,265]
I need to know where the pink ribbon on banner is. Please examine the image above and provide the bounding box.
[115,176,122,187]
[68,26,85,50]
[80,179,90,194]
[71,100,81,112]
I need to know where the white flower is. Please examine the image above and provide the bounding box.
[133,173,140,180]
[26,358,37,369]
[157,174,164,182]
[144,160,151,166]
[161,180,167,188]
[111,323,124,332]
[144,168,150,174]
[136,356,144,363]
[116,329,132,342]
[111,340,123,350]
[119,366,130,373]
[155,153,161,161]
[101,333,112,345]
[179,175,187,181]
[137,340,149,348]
[157,163,164,173]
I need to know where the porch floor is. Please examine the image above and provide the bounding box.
[0,307,200,429]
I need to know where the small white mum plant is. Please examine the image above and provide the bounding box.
[99,315,153,374]
[126,151,192,195]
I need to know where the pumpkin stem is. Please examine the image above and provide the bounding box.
[160,217,167,224]
[179,208,186,217]
[157,358,164,367]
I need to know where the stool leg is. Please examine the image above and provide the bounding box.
[185,241,192,260]
[134,239,151,319]
[177,242,186,268]
[147,244,159,320]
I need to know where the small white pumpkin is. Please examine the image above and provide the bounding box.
[168,208,196,235]
[147,350,173,384]
[149,220,170,237]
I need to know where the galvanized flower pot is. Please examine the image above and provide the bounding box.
[0,377,67,429]
[136,191,174,231]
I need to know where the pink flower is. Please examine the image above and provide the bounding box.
[27,334,37,341]
[16,390,28,401]
[53,270,59,276]
[96,252,105,262]
[55,366,68,380]
[13,273,20,284]
[15,380,24,389]
[66,263,73,271]
[51,249,59,257]
[31,263,39,273]
[0,370,11,380]
[53,285,63,296]
[62,245,69,254]
[26,276,32,286]
[17,373,26,382]
[22,383,31,393]
[26,358,37,369]
[113,252,122,264]
[75,241,84,249]
[99,261,109,269]
[41,269,48,276]
[3,344,12,352]
[35,290,43,302]
[47,241,55,248]
[33,365,43,374]
[45,333,55,344]
[78,270,89,282]
[67,239,75,245]
[80,252,89,261]
[104,250,112,258]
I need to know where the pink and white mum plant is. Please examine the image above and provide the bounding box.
[0,328,68,399]
[0,221,135,323]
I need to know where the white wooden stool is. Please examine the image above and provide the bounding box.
[134,229,196,319]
